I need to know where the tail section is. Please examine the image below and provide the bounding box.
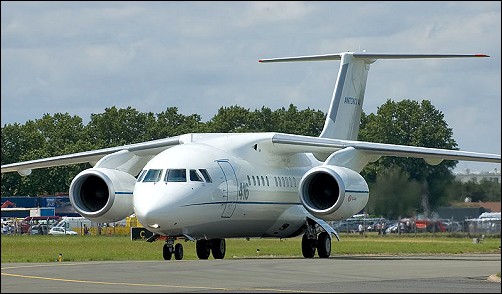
[259,52,488,141]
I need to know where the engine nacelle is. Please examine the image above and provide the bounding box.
[69,168,136,223]
[299,165,369,221]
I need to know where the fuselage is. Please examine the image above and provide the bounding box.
[133,133,321,239]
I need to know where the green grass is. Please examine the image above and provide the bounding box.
[1,233,500,263]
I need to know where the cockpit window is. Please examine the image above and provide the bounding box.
[136,170,147,182]
[199,169,212,183]
[165,169,187,182]
[190,169,203,182]
[143,169,163,182]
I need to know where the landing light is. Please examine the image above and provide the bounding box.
[148,224,160,229]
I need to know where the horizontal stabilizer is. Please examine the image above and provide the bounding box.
[259,52,489,63]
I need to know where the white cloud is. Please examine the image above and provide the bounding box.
[1,1,500,173]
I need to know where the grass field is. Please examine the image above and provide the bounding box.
[1,233,500,263]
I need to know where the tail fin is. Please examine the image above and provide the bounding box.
[259,52,488,141]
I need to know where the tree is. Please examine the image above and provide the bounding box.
[359,99,457,217]
[153,107,205,138]
[206,104,326,135]
[206,105,254,133]
[1,113,92,196]
[366,166,421,219]
[271,104,325,136]
[445,178,501,203]
[86,106,157,147]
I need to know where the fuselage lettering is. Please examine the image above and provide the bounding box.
[238,182,249,200]
[344,96,361,105]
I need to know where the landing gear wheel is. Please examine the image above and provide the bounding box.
[301,234,316,258]
[163,243,172,260]
[211,238,226,259]
[174,243,184,260]
[317,232,331,258]
[196,239,211,260]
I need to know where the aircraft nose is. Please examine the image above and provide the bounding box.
[134,202,164,228]
[133,188,176,229]
[133,182,194,232]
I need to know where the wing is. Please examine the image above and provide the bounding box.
[1,136,182,176]
[271,133,501,171]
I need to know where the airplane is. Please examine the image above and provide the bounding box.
[1,51,500,261]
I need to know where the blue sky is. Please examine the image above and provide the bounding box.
[1,1,500,173]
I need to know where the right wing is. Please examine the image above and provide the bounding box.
[1,136,182,176]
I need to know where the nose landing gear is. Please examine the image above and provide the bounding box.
[163,238,184,260]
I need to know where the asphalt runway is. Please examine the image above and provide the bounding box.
[2,254,500,293]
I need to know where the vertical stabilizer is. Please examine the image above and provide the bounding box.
[259,52,488,141]
[319,53,371,140]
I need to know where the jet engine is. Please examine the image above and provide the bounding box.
[69,168,136,223]
[299,165,369,221]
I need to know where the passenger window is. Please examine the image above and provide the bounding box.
[190,169,203,182]
[143,169,163,182]
[247,175,251,185]
[199,169,212,183]
[165,169,187,182]
[266,176,269,186]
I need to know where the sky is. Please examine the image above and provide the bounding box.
[1,1,500,174]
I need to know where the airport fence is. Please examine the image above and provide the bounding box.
[330,217,501,238]
[2,216,500,238]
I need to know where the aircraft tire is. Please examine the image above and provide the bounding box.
[163,243,172,260]
[196,239,211,259]
[174,243,184,260]
[211,238,226,259]
[317,232,331,258]
[301,234,316,258]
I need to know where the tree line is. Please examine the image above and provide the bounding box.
[1,99,499,219]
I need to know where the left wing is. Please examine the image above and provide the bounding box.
[271,133,500,171]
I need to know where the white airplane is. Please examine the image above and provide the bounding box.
[1,51,500,261]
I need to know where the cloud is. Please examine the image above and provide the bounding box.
[1,1,500,173]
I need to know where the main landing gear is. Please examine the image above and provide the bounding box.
[195,238,226,259]
[301,219,332,258]
[162,238,226,261]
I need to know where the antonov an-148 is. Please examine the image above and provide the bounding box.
[2,51,500,260]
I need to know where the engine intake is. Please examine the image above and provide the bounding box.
[299,165,369,221]
[69,168,136,223]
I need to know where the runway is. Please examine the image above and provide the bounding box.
[2,254,500,293]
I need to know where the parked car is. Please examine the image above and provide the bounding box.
[332,221,360,233]
[385,223,399,234]
[440,220,463,232]
[48,227,78,235]
[29,224,49,235]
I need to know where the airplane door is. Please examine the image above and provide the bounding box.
[217,160,238,218]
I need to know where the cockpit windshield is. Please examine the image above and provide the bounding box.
[165,169,187,182]
[143,169,162,182]
[139,168,212,183]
